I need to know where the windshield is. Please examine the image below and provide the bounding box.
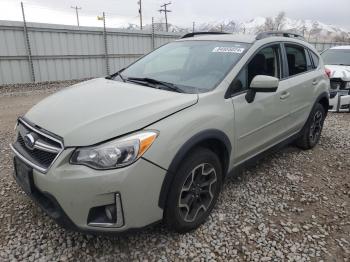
[118,41,250,93]
[321,49,350,66]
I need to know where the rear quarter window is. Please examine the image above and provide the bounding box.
[310,51,320,68]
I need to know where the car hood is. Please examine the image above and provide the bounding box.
[325,65,350,81]
[25,78,198,146]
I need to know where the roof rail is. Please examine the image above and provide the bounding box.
[256,31,305,41]
[181,32,230,39]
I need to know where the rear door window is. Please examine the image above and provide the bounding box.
[285,44,308,76]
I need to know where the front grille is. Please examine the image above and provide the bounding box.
[11,118,63,173]
[330,78,349,91]
[17,134,57,168]
[330,79,343,90]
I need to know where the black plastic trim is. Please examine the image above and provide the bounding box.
[158,129,232,209]
[256,31,305,41]
[227,132,301,177]
[314,92,330,116]
[181,32,230,39]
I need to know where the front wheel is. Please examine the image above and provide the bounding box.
[295,103,326,150]
[164,148,222,233]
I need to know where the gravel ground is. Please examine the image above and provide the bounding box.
[0,82,349,261]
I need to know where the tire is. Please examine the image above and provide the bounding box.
[295,103,326,150]
[164,147,222,233]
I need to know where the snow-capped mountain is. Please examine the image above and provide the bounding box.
[124,16,350,41]
[241,17,350,41]
[125,22,187,33]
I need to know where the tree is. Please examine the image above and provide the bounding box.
[258,12,286,33]
[308,21,319,41]
[257,17,274,32]
[274,11,286,31]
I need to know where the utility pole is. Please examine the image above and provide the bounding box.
[192,22,195,33]
[97,13,109,75]
[71,6,81,28]
[151,17,155,50]
[21,2,35,82]
[159,2,171,32]
[138,0,143,30]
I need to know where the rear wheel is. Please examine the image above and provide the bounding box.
[296,103,326,150]
[164,148,222,233]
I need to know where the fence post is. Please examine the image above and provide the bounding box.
[322,40,325,52]
[21,2,35,83]
[102,12,110,75]
[151,17,155,50]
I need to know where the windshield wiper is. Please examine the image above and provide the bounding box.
[106,69,126,82]
[126,77,184,93]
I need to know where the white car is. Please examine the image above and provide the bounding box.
[321,46,350,112]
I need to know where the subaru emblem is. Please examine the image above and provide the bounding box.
[24,133,36,150]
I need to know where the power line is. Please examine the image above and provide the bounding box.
[70,6,81,27]
[16,3,141,22]
[158,2,171,32]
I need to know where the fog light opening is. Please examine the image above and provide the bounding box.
[87,193,124,228]
[105,205,116,222]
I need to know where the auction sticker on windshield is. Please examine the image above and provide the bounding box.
[212,47,245,53]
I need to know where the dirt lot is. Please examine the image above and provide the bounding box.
[0,82,349,261]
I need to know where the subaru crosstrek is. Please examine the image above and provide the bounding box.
[11,31,330,233]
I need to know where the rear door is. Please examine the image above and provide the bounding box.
[230,44,295,164]
[281,43,316,132]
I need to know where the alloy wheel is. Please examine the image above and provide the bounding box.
[309,110,323,144]
[178,163,218,223]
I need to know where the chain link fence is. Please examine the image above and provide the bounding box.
[310,41,350,53]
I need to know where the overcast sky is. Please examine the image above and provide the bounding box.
[0,0,349,30]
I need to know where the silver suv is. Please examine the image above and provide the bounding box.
[11,31,330,234]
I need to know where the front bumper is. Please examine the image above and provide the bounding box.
[329,91,350,112]
[12,148,166,233]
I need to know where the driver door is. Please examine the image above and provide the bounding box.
[230,44,293,164]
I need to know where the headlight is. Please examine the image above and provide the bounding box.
[70,131,158,169]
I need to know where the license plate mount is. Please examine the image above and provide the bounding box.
[14,157,34,195]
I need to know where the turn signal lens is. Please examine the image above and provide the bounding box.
[138,133,158,158]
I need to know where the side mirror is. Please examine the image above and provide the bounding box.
[245,75,279,103]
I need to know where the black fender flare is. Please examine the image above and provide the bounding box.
[298,91,329,135]
[158,129,232,209]
[312,91,330,118]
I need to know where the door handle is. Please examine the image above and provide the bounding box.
[280,91,290,100]
[312,80,319,85]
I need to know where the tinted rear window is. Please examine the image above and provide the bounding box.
[321,49,350,66]
[285,45,307,76]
